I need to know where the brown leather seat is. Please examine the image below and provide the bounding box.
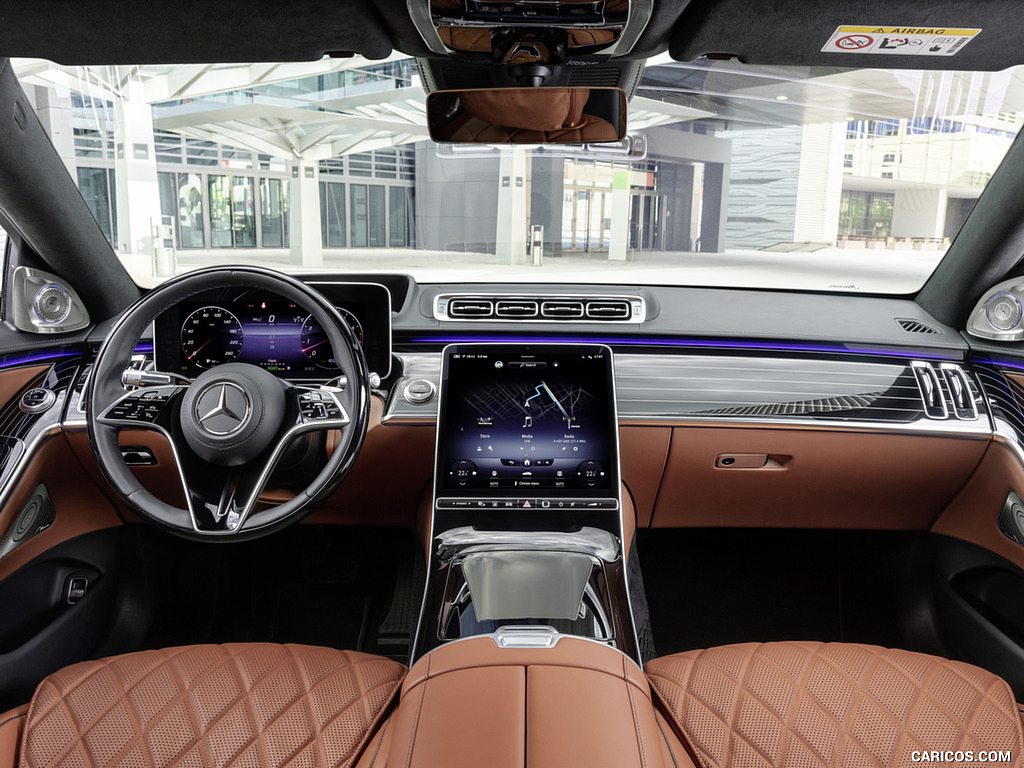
[645,641,1024,768]
[0,643,405,768]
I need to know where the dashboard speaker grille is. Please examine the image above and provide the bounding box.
[33,284,72,324]
[0,483,55,559]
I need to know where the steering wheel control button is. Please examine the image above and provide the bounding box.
[108,390,172,423]
[19,388,56,414]
[180,363,286,466]
[403,379,436,405]
[298,389,345,422]
[195,382,251,436]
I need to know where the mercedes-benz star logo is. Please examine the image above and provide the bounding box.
[195,382,251,436]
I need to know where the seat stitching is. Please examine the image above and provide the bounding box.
[367,715,392,768]
[219,647,276,766]
[646,675,709,768]
[403,683,426,768]
[271,647,322,768]
[726,645,807,768]
[624,654,648,768]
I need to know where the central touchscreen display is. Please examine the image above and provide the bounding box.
[437,344,617,499]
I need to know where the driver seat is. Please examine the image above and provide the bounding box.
[0,643,405,768]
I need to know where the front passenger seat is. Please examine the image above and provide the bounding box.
[646,641,1023,768]
[0,643,405,768]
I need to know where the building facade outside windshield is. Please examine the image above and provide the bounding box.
[11,57,1024,294]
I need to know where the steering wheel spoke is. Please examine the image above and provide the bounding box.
[179,384,353,534]
[177,458,264,533]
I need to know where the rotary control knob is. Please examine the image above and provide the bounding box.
[19,388,56,414]
[403,379,436,405]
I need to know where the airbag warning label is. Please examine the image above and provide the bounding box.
[822,26,980,56]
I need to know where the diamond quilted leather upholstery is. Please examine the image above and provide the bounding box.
[645,642,1023,768]
[18,643,405,768]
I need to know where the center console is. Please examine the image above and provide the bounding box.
[412,343,639,662]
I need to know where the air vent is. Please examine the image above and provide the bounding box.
[495,299,538,318]
[586,300,631,320]
[448,298,493,318]
[541,300,585,319]
[910,362,978,421]
[435,294,645,322]
[896,318,939,334]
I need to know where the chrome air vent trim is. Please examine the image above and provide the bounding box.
[448,298,494,318]
[434,294,645,323]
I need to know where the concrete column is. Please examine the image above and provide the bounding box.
[891,187,948,239]
[113,82,161,255]
[608,168,630,261]
[529,155,564,259]
[495,147,528,265]
[289,160,323,268]
[31,85,76,176]
[700,163,729,252]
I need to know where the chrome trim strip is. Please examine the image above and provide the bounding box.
[436,526,621,562]
[493,626,561,648]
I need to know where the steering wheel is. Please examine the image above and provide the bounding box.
[86,266,370,540]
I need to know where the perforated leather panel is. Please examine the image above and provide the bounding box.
[646,642,1023,768]
[19,643,405,768]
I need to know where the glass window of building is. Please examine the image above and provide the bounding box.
[77,167,117,247]
[260,178,285,248]
[232,177,256,247]
[321,182,346,248]
[368,185,386,247]
[389,187,407,247]
[350,185,367,247]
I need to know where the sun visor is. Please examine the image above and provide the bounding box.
[669,0,1021,71]
[0,0,394,64]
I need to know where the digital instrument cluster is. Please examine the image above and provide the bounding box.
[154,282,391,378]
[435,344,619,507]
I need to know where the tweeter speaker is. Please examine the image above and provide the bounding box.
[0,483,55,559]
[986,292,1023,331]
[33,284,72,325]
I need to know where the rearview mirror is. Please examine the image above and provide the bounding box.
[427,87,627,145]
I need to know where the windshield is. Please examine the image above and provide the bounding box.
[11,56,1024,293]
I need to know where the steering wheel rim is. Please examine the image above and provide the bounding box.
[86,266,371,541]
